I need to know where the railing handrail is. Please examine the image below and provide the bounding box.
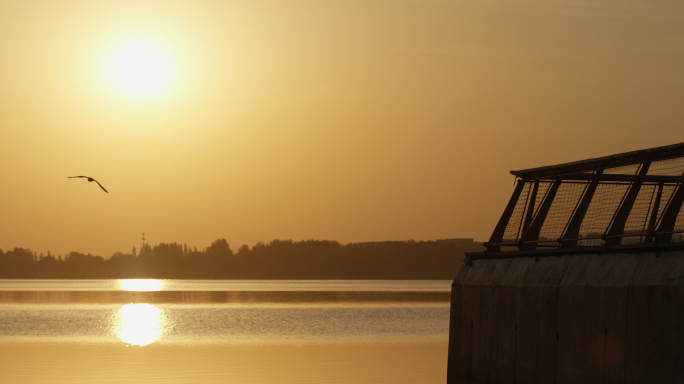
[511,142,684,179]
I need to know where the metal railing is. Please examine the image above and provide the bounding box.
[485,142,684,252]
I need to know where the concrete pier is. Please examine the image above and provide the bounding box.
[447,248,684,384]
[448,143,684,384]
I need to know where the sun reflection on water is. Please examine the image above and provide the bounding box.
[119,279,164,291]
[112,303,170,346]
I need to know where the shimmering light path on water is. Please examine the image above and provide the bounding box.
[0,302,449,345]
[0,280,451,384]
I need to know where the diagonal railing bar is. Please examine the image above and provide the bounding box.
[560,169,603,248]
[521,180,540,240]
[655,176,684,243]
[519,179,562,251]
[644,182,664,243]
[605,162,651,246]
[486,180,526,252]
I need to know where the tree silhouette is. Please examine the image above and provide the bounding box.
[0,238,484,279]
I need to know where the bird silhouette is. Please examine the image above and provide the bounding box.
[68,176,109,193]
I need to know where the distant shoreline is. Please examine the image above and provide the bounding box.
[0,238,484,280]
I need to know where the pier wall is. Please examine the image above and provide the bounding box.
[446,250,684,384]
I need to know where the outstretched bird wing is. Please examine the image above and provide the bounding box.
[67,176,109,193]
[94,180,109,193]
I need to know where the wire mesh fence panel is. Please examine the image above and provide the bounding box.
[621,184,658,245]
[604,163,640,175]
[654,185,678,226]
[500,181,554,244]
[534,182,552,216]
[648,157,684,176]
[537,182,586,246]
[576,183,630,246]
[501,182,532,243]
[673,207,684,236]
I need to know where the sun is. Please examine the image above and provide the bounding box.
[105,39,175,100]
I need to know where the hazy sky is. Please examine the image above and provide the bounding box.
[1,0,684,257]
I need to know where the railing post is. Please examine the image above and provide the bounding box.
[655,180,684,243]
[560,170,603,247]
[644,182,664,243]
[521,180,540,238]
[605,162,651,246]
[486,180,526,252]
[519,179,562,250]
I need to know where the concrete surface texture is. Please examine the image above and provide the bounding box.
[447,250,684,384]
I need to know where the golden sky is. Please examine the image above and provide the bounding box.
[1,0,684,257]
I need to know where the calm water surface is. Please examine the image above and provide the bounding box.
[0,280,451,384]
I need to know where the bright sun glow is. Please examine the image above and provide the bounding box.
[105,39,175,100]
[119,279,164,291]
[114,303,169,346]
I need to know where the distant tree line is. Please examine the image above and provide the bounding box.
[0,238,484,279]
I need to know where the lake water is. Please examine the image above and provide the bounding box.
[0,279,452,384]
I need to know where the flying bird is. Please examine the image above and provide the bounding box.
[68,176,109,193]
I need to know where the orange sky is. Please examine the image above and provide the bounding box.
[1,0,684,257]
